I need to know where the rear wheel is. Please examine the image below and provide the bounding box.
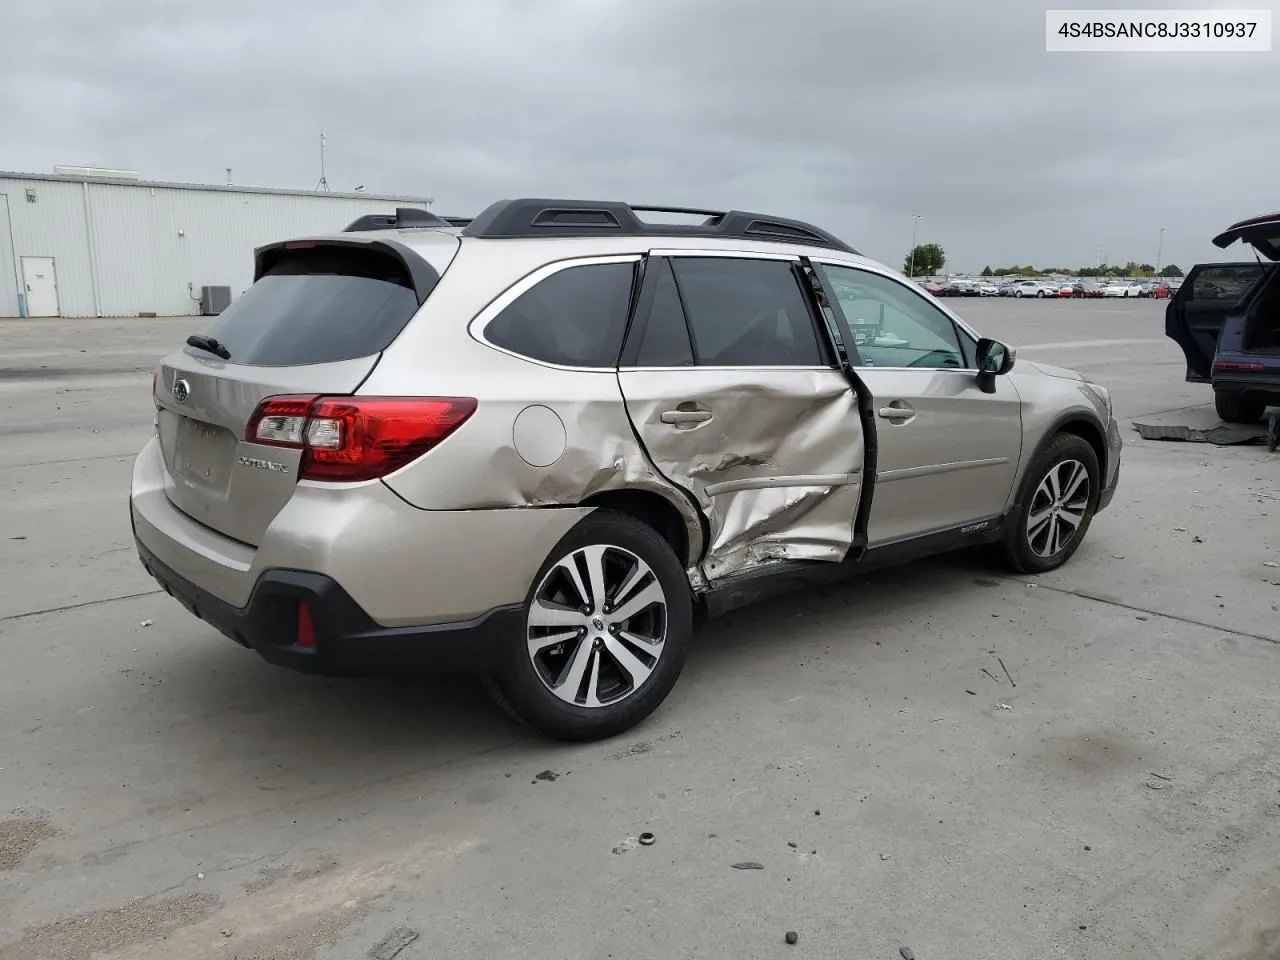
[999,433,1100,575]
[1215,391,1267,424]
[483,510,692,741]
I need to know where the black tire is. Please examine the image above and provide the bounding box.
[999,433,1101,575]
[1014,290,1023,298]
[482,509,693,742]
[1214,391,1267,424]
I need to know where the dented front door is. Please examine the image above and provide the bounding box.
[617,253,865,581]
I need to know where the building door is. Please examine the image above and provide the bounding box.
[21,257,59,317]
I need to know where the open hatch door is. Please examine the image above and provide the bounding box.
[1212,211,1280,261]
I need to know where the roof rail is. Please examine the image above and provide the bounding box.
[342,206,451,232]
[459,198,859,254]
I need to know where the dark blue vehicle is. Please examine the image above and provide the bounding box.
[1166,211,1280,424]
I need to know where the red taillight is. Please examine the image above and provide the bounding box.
[245,395,477,482]
[296,601,316,648]
[1214,361,1265,372]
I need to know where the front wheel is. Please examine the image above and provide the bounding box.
[482,510,692,741]
[1215,391,1267,424]
[999,433,1100,574]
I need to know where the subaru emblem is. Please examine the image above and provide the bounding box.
[172,377,191,404]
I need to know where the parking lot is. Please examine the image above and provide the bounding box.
[2,298,1278,959]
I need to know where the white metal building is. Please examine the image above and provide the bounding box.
[0,168,433,318]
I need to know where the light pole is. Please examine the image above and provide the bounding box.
[1155,227,1165,277]
[908,214,922,276]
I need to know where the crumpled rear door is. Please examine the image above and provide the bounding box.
[617,253,865,581]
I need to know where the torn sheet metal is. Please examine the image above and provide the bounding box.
[618,367,864,580]
[1133,421,1275,447]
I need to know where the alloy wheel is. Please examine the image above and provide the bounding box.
[1026,459,1091,558]
[526,544,668,708]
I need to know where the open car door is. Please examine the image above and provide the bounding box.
[1167,212,1280,381]
[1165,262,1269,382]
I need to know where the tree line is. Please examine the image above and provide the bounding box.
[903,243,1183,279]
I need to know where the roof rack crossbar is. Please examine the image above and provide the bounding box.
[630,204,728,219]
[342,206,451,233]
[460,198,858,254]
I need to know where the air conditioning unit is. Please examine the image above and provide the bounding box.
[199,286,231,315]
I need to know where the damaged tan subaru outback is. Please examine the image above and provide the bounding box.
[131,199,1121,741]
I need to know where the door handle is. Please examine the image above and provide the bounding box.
[661,408,713,425]
[878,402,915,421]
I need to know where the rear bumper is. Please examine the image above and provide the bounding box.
[1213,373,1280,397]
[136,537,521,675]
[130,436,587,625]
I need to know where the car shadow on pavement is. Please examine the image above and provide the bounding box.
[685,548,1000,675]
[138,640,535,778]
[133,547,1001,790]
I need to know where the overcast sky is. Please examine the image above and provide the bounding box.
[2,0,1277,272]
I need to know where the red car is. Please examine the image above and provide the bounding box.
[1152,282,1173,299]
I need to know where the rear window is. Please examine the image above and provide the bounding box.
[1188,265,1265,303]
[189,248,421,366]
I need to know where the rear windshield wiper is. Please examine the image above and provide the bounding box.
[186,334,231,360]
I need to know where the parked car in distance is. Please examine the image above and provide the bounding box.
[130,198,1122,741]
[1056,281,1075,298]
[1136,281,1157,298]
[1103,280,1143,298]
[1009,279,1055,298]
[1153,282,1174,299]
[1166,211,1280,424]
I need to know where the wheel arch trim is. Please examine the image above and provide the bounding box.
[1010,410,1108,515]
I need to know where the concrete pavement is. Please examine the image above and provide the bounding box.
[1,300,1278,960]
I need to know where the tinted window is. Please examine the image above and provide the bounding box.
[1189,265,1264,303]
[193,249,421,366]
[634,259,695,366]
[486,262,635,367]
[670,257,822,366]
[822,265,967,369]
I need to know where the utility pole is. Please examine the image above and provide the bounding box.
[1156,226,1165,276]
[315,132,330,192]
[909,214,922,276]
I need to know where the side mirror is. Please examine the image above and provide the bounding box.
[976,338,1016,393]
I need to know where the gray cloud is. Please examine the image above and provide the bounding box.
[2,0,1277,271]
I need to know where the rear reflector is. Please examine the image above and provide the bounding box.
[296,601,316,648]
[245,395,477,482]
[1214,361,1265,372]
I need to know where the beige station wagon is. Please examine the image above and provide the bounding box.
[131,199,1122,740]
